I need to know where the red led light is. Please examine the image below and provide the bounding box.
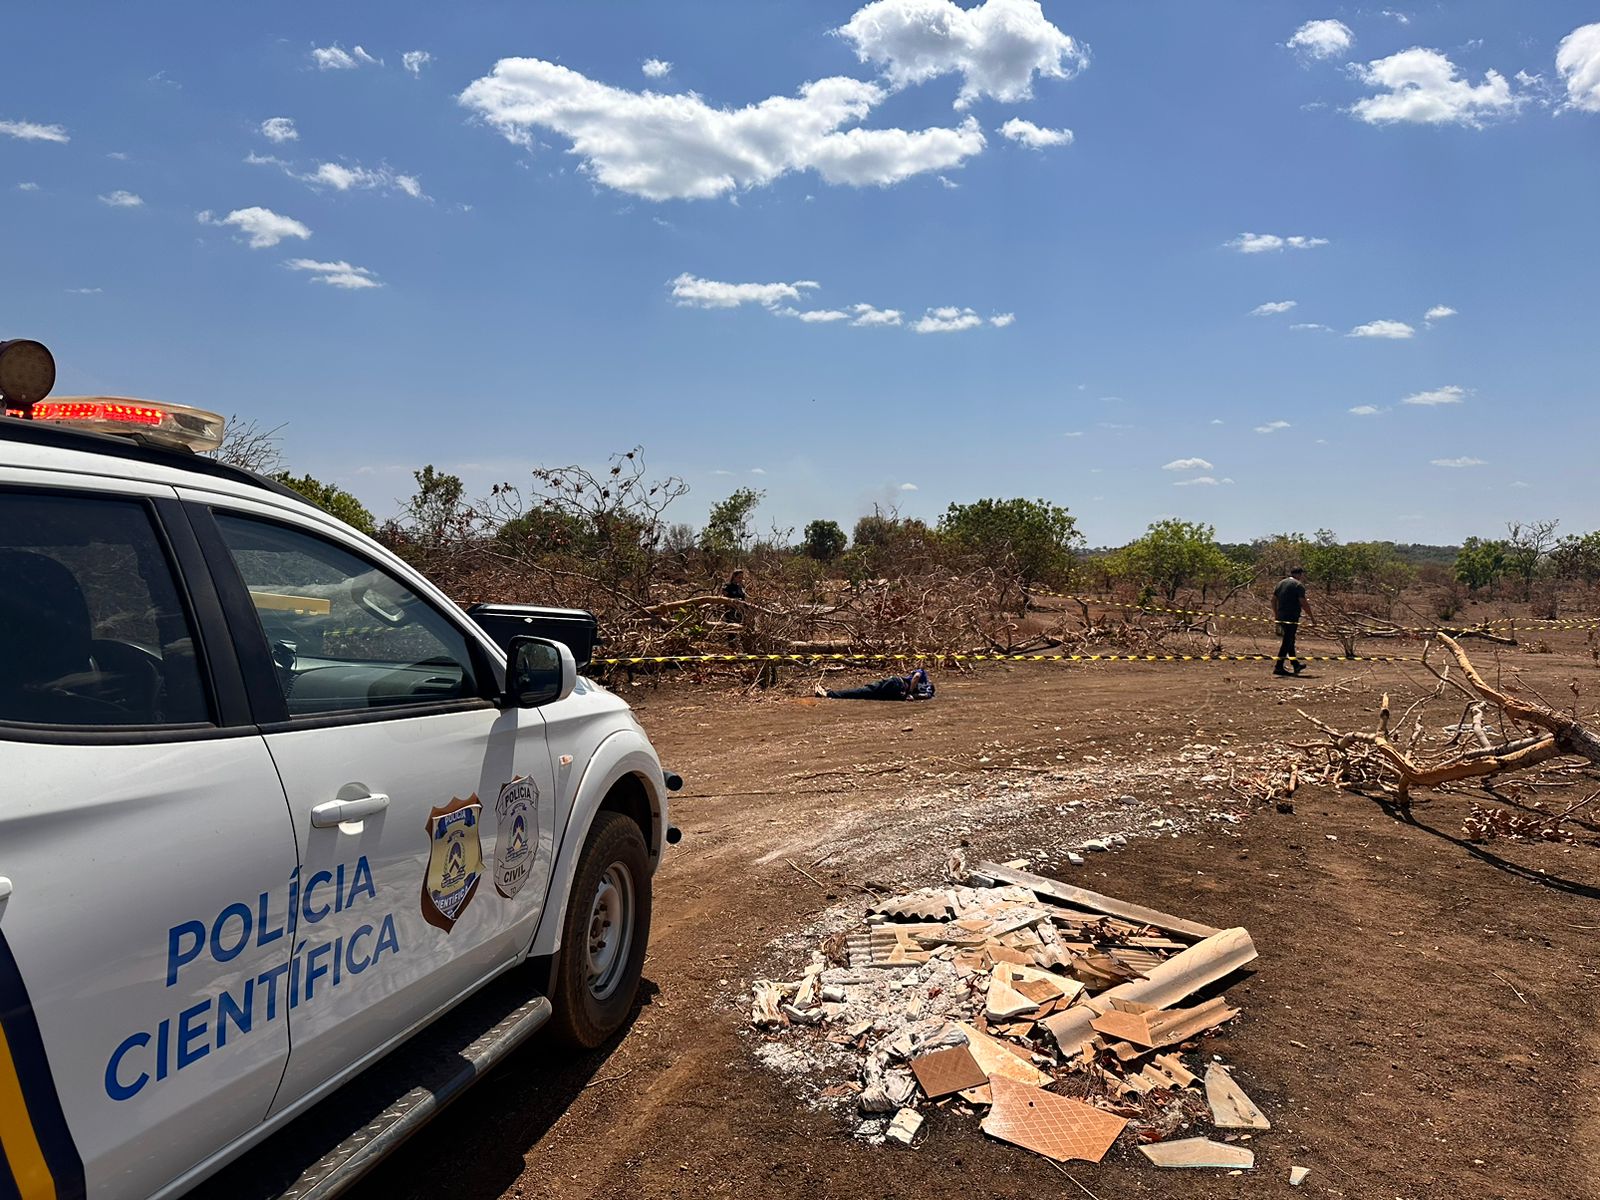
[32,401,166,426]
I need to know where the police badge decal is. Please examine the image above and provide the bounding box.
[421,795,485,932]
[493,776,538,900]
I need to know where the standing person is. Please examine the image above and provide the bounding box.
[722,568,747,624]
[1271,566,1314,676]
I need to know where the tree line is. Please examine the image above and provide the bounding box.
[214,428,1592,617]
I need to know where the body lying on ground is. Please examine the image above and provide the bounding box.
[814,668,935,702]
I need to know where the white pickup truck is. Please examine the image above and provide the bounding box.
[0,338,681,1200]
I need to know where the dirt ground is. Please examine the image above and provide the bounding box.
[352,624,1600,1200]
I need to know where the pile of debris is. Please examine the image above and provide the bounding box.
[752,860,1296,1179]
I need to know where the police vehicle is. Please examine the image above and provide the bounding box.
[0,339,681,1200]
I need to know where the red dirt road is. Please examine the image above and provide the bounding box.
[352,643,1600,1200]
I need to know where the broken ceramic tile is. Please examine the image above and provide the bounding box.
[886,1107,924,1145]
[1204,1064,1270,1130]
[979,1076,1127,1164]
[911,1045,989,1099]
[1138,1137,1255,1169]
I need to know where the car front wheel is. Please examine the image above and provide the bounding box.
[547,811,652,1048]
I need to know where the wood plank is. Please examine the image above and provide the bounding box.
[969,861,1221,940]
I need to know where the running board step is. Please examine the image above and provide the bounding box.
[191,971,553,1200]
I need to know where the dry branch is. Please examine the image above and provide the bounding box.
[1294,634,1600,805]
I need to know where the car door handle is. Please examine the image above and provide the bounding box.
[311,794,390,828]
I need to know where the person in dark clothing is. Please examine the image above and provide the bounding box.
[814,668,935,701]
[1271,567,1315,676]
[722,568,746,623]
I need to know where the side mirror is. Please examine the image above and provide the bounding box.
[505,635,577,708]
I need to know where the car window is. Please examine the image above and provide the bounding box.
[0,491,212,728]
[212,512,483,717]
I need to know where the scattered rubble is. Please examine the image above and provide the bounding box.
[748,858,1271,1171]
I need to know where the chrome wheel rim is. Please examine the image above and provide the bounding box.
[585,863,634,1000]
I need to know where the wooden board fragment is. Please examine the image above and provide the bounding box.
[980,1076,1128,1164]
[1204,1064,1270,1130]
[1138,1137,1255,1169]
[969,861,1221,940]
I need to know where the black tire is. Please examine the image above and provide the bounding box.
[547,811,652,1048]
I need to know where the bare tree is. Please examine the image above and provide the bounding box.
[210,417,285,474]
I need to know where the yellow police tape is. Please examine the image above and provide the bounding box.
[1028,588,1600,634]
[591,650,1419,667]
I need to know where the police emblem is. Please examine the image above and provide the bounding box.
[493,776,539,900]
[421,795,485,932]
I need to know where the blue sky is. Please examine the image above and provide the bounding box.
[3,1,1598,546]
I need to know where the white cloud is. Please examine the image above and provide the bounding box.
[835,0,1088,109]
[1382,10,1411,25]
[1352,48,1522,127]
[459,60,985,201]
[311,45,366,71]
[1290,321,1334,332]
[198,206,311,249]
[1424,304,1457,322]
[1349,404,1383,415]
[1227,232,1327,253]
[1402,384,1465,406]
[285,258,382,289]
[1250,299,1297,316]
[1431,456,1485,468]
[988,312,1015,327]
[307,161,425,198]
[1287,20,1354,61]
[913,305,984,333]
[64,287,103,295]
[778,306,851,323]
[749,467,767,475]
[247,151,425,199]
[16,181,39,191]
[670,273,817,309]
[1510,480,1531,488]
[1063,430,1084,437]
[642,58,672,79]
[851,303,903,326]
[403,50,433,77]
[1209,418,1223,425]
[1557,23,1600,113]
[899,482,918,491]
[1163,457,1214,471]
[1255,420,1291,434]
[98,190,143,207]
[998,118,1073,149]
[0,119,69,143]
[1348,319,1415,339]
[260,117,298,143]
[1174,475,1223,487]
